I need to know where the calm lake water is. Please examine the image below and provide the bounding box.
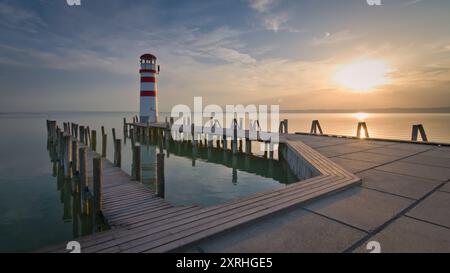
[0,111,449,252]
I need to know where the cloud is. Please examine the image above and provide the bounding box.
[248,0,277,13]
[310,30,361,46]
[262,13,289,33]
[403,0,422,6]
[0,2,46,33]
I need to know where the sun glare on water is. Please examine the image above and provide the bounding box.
[334,59,392,92]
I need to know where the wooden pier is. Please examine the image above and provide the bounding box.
[42,119,362,253]
[42,118,450,253]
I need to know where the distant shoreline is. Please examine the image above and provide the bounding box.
[1,107,450,115]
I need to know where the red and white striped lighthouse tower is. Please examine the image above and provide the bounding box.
[139,53,160,123]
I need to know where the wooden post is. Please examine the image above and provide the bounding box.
[91,130,97,151]
[284,119,288,134]
[79,126,85,144]
[156,153,165,198]
[102,134,107,158]
[93,157,103,215]
[411,124,428,142]
[114,139,121,167]
[101,126,105,137]
[310,120,323,135]
[357,122,370,138]
[79,147,88,197]
[64,135,72,178]
[232,119,238,154]
[85,126,90,146]
[72,140,79,175]
[123,117,128,135]
[112,128,116,142]
[133,145,141,182]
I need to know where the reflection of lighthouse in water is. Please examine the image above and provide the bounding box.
[141,144,157,186]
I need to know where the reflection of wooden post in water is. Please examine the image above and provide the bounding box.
[411,124,428,142]
[133,145,141,182]
[91,130,97,151]
[269,142,274,160]
[102,134,107,158]
[72,140,79,175]
[157,153,165,198]
[232,155,238,185]
[93,157,103,216]
[356,122,370,138]
[62,177,73,222]
[220,128,226,150]
[64,135,72,178]
[263,142,268,159]
[192,141,197,166]
[79,147,88,201]
[114,139,121,167]
[72,178,82,238]
[232,120,238,154]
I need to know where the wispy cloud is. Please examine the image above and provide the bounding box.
[248,0,278,13]
[0,2,46,33]
[310,30,361,46]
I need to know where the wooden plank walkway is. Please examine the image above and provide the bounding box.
[44,130,361,253]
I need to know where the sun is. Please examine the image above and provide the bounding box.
[334,59,392,92]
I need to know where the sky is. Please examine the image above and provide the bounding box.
[0,0,449,112]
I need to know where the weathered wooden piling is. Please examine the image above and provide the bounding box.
[79,147,88,196]
[357,122,370,138]
[114,139,121,167]
[86,126,91,146]
[91,130,97,151]
[412,124,428,142]
[72,140,79,175]
[133,145,141,182]
[92,157,103,215]
[79,126,85,144]
[102,134,107,158]
[156,153,165,198]
[232,119,238,154]
[123,118,128,135]
[64,135,72,178]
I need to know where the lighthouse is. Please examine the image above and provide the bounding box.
[139,53,159,123]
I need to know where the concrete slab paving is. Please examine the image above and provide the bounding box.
[354,216,450,253]
[439,182,450,193]
[303,187,413,232]
[316,145,374,158]
[364,147,419,157]
[403,154,450,169]
[178,208,366,253]
[406,191,450,228]
[422,149,450,159]
[359,169,441,200]
[330,157,380,173]
[387,143,435,152]
[338,151,402,164]
[376,161,450,181]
